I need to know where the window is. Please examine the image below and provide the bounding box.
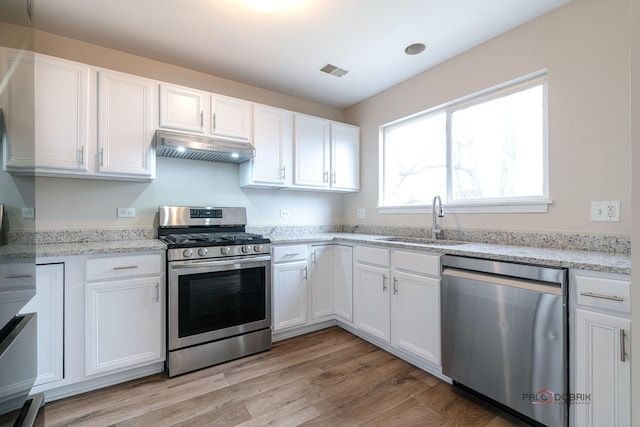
[379,73,549,213]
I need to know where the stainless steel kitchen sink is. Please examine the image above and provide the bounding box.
[375,236,466,246]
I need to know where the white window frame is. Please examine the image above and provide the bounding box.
[378,71,552,214]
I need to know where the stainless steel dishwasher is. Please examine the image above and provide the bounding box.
[441,255,568,427]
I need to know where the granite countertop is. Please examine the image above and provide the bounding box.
[268,233,631,275]
[2,229,629,275]
[0,239,167,260]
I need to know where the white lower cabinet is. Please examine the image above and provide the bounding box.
[85,254,164,376]
[572,270,631,427]
[272,244,353,333]
[354,246,441,365]
[391,270,440,364]
[19,263,65,386]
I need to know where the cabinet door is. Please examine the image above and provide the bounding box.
[19,264,64,386]
[159,83,206,133]
[85,276,164,376]
[210,94,252,140]
[272,260,308,331]
[391,270,440,364]
[242,105,293,186]
[330,122,359,191]
[34,54,91,172]
[310,245,334,320]
[293,114,330,188]
[354,263,390,342]
[333,245,353,322]
[97,70,155,178]
[575,309,630,427]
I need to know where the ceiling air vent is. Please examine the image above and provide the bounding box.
[320,63,349,77]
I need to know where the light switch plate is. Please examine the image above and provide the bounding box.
[22,207,34,219]
[357,208,365,219]
[591,201,620,222]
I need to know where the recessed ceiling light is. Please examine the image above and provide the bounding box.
[244,0,300,13]
[404,43,426,55]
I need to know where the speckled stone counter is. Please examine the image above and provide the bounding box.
[266,232,631,275]
[2,228,166,260]
[35,239,167,259]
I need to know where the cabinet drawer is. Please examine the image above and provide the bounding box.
[393,250,440,276]
[355,246,389,267]
[575,274,630,314]
[272,245,308,263]
[86,254,162,281]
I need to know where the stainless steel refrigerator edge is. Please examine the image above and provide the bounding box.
[441,255,568,427]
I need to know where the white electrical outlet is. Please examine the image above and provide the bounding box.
[591,201,620,222]
[117,208,136,218]
[22,207,34,219]
[357,208,365,219]
[280,209,291,218]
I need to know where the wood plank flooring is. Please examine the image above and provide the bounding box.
[45,327,530,426]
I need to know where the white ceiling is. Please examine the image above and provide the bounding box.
[34,0,570,109]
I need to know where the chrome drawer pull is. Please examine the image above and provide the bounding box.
[5,274,33,279]
[113,265,139,271]
[580,292,624,302]
[284,253,300,257]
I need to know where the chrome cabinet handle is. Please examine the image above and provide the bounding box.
[303,266,308,281]
[100,148,104,167]
[113,265,139,271]
[393,277,398,295]
[154,283,160,303]
[382,274,388,292]
[5,274,33,279]
[580,292,624,302]
[280,166,286,180]
[312,251,317,264]
[323,171,329,183]
[200,111,204,128]
[212,113,216,131]
[79,146,84,165]
[620,329,627,362]
[332,172,336,184]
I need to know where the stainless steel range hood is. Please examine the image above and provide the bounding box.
[155,130,255,164]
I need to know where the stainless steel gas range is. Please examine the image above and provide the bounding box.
[158,206,272,377]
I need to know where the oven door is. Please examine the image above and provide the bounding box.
[168,255,271,351]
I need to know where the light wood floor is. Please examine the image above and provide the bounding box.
[46,327,529,426]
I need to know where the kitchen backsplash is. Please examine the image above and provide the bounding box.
[9,225,630,254]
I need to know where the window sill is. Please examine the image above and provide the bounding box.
[377,199,552,214]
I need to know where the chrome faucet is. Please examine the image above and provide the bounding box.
[432,195,444,240]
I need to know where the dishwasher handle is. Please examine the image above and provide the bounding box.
[442,267,563,296]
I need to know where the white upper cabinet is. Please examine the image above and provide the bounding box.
[3,50,90,173]
[159,83,252,141]
[294,113,331,188]
[330,122,360,191]
[239,104,293,187]
[1,48,156,181]
[210,94,252,141]
[292,114,360,192]
[97,70,156,178]
[159,84,206,133]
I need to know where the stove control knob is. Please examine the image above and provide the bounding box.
[221,246,232,255]
[198,248,208,257]
[254,245,263,253]
[182,248,193,258]
[241,245,251,254]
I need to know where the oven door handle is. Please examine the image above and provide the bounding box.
[170,255,272,269]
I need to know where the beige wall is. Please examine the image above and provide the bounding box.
[343,0,631,234]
